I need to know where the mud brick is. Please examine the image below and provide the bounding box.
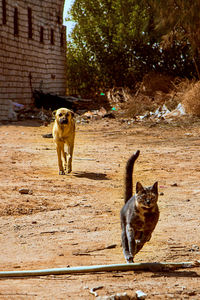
[0,0,66,120]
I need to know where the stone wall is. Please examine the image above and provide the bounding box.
[0,0,66,120]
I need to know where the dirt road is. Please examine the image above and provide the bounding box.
[0,117,199,299]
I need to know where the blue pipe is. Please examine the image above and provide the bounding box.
[0,261,199,278]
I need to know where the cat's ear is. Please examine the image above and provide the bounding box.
[152,181,158,193]
[136,182,144,193]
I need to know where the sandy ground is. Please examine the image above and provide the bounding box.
[0,117,199,299]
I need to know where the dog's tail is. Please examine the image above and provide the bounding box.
[124,150,140,203]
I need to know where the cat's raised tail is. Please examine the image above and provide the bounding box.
[124,150,140,203]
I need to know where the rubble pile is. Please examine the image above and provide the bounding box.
[2,74,200,124]
[137,103,186,122]
[105,74,200,123]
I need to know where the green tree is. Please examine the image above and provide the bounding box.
[66,0,197,96]
[66,0,156,94]
[66,41,98,96]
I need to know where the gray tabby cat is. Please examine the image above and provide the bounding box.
[120,150,159,263]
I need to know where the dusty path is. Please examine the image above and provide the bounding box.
[0,118,199,299]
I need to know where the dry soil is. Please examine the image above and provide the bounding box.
[0,117,199,299]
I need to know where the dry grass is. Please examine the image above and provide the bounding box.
[106,74,200,118]
[122,94,156,117]
[142,72,174,95]
[182,81,200,116]
[106,87,156,117]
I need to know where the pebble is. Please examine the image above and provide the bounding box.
[136,290,147,299]
[96,292,130,300]
[189,244,199,252]
[19,188,32,195]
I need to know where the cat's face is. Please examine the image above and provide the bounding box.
[135,181,158,208]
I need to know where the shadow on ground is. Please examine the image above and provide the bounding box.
[73,171,109,180]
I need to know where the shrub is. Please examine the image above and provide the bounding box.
[182,81,200,116]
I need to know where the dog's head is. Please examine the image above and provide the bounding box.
[53,108,74,125]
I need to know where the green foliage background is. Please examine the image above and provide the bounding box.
[66,0,200,96]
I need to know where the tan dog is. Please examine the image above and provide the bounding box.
[52,108,75,175]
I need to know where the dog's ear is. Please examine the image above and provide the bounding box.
[52,110,57,117]
[70,111,74,117]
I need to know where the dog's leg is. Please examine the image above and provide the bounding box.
[66,141,74,173]
[61,144,67,172]
[63,151,67,171]
[56,143,65,175]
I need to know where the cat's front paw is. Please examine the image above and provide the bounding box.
[126,256,134,263]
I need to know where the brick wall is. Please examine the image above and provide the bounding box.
[0,0,66,119]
